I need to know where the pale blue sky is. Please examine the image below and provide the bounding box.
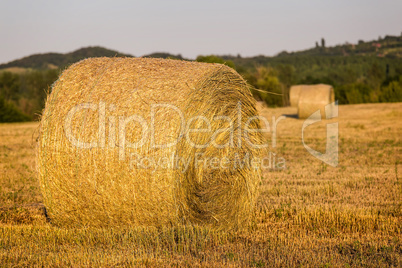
[0,0,401,64]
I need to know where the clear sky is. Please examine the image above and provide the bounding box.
[0,0,401,64]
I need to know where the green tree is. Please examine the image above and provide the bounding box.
[0,95,31,122]
[0,72,20,102]
[196,55,235,69]
[379,81,402,102]
[346,88,363,104]
[277,64,295,106]
[252,66,282,107]
[19,69,59,118]
[366,62,384,90]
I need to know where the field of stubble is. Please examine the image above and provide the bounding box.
[0,103,401,267]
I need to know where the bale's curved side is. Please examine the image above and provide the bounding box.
[289,85,304,107]
[37,57,263,229]
[297,84,335,119]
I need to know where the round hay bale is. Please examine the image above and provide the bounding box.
[297,84,335,119]
[289,85,305,107]
[37,57,264,229]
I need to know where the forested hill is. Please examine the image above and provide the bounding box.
[220,35,402,69]
[0,46,133,70]
[216,35,402,107]
[1,35,401,70]
[0,34,401,122]
[282,34,402,57]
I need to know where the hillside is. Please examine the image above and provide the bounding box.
[1,35,401,71]
[0,46,133,70]
[0,34,401,122]
[220,35,402,70]
[282,34,402,57]
[0,48,189,71]
[142,52,184,60]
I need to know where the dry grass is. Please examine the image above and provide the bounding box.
[1,102,401,267]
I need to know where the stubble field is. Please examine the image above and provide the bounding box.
[0,102,401,267]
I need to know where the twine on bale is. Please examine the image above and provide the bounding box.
[251,87,283,96]
[296,84,335,119]
[37,57,264,230]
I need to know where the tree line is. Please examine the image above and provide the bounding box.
[232,55,402,107]
[0,54,401,122]
[0,69,58,122]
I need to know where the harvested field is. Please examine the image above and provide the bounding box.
[1,102,401,267]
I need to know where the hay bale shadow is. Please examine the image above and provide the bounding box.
[0,203,50,224]
[282,113,299,119]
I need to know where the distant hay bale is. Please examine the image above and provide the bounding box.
[37,57,264,229]
[297,84,335,119]
[289,85,304,107]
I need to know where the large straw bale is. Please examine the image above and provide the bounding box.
[289,85,304,107]
[297,84,335,119]
[37,57,264,229]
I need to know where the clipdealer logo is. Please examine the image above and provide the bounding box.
[63,101,287,171]
[63,100,339,169]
